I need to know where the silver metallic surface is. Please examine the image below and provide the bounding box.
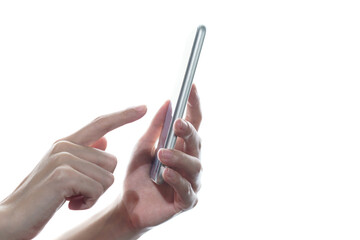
[150,25,206,184]
[165,25,206,150]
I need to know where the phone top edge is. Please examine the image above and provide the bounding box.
[163,26,206,149]
[197,25,206,35]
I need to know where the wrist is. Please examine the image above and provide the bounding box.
[107,200,149,240]
[56,199,149,240]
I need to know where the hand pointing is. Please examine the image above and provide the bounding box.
[0,105,147,240]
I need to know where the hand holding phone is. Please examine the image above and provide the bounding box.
[150,25,206,184]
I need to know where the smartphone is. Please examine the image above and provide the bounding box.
[150,25,206,184]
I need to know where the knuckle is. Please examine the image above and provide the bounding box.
[183,182,195,210]
[194,161,202,175]
[49,152,69,166]
[194,182,202,193]
[187,122,195,135]
[92,115,111,133]
[186,122,199,142]
[105,173,115,188]
[184,125,194,141]
[107,155,118,172]
[49,165,79,197]
[51,140,71,154]
[49,165,74,183]
[51,151,73,165]
[94,182,104,198]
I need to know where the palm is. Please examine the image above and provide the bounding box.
[121,117,189,229]
[120,85,201,230]
[122,143,180,229]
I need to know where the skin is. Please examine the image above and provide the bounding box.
[57,84,202,240]
[0,84,202,240]
[0,105,147,240]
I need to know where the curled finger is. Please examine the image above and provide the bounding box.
[51,140,117,173]
[158,148,202,192]
[50,152,115,192]
[48,166,105,210]
[174,119,202,158]
[163,168,198,212]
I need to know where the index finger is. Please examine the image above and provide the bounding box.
[185,84,202,131]
[63,105,147,146]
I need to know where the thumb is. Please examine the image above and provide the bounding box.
[138,100,171,149]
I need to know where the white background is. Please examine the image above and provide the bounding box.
[1,1,360,239]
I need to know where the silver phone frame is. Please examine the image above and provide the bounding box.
[150,25,206,184]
